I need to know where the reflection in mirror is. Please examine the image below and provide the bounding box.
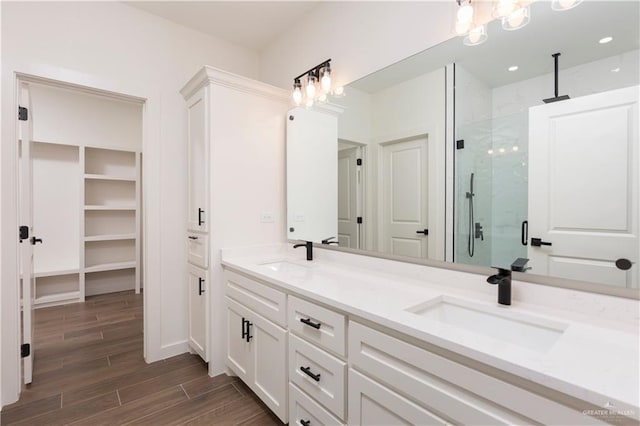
[287,0,639,291]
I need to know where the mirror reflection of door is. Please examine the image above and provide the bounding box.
[337,142,363,248]
[381,136,429,258]
[528,86,639,288]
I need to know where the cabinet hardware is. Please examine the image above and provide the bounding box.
[19,225,29,242]
[245,321,253,342]
[188,236,198,240]
[18,106,28,121]
[198,277,204,295]
[300,366,321,382]
[416,229,429,235]
[30,236,43,245]
[300,318,321,329]
[241,317,248,339]
[531,237,552,247]
[521,221,528,246]
[616,258,632,271]
[300,420,311,426]
[198,208,205,226]
[21,343,30,358]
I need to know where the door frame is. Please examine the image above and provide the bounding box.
[1,68,158,406]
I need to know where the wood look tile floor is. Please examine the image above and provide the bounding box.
[2,291,283,426]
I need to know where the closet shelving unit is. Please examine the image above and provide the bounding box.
[32,143,141,307]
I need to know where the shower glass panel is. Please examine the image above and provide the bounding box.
[455,112,528,269]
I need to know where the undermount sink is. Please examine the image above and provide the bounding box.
[259,261,309,274]
[405,296,568,353]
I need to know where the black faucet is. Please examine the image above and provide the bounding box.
[487,268,511,305]
[294,241,313,261]
[321,236,338,245]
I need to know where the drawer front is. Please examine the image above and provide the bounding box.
[289,383,344,426]
[187,233,208,268]
[349,368,448,426]
[289,334,346,420]
[224,269,287,326]
[288,295,346,357]
[349,321,605,426]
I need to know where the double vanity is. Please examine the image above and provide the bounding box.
[221,244,639,425]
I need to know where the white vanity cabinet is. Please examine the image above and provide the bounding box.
[224,270,288,423]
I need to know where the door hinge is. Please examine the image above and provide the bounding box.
[18,106,28,121]
[356,158,362,166]
[456,139,465,150]
[21,343,30,358]
[19,226,29,243]
[357,217,363,224]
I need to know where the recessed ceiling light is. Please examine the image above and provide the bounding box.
[611,67,621,73]
[599,36,613,44]
[508,65,519,72]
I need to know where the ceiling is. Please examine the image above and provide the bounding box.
[125,1,320,51]
[350,0,640,92]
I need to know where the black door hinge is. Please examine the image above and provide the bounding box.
[456,139,465,150]
[357,158,362,166]
[357,217,363,224]
[18,106,28,121]
[19,225,29,243]
[21,343,30,358]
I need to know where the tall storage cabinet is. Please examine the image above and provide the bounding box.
[181,67,289,367]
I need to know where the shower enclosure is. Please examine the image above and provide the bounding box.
[454,112,528,269]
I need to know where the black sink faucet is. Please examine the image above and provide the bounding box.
[510,257,531,273]
[487,268,511,305]
[321,236,338,245]
[294,241,313,261]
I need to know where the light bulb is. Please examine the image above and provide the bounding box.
[551,0,583,11]
[502,6,530,30]
[292,87,302,105]
[457,3,474,23]
[306,75,316,99]
[320,67,331,93]
[493,0,516,18]
[455,20,471,35]
[333,86,345,97]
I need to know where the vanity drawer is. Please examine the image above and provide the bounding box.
[349,321,605,426]
[288,295,346,357]
[289,334,346,420]
[224,269,286,327]
[289,383,344,426]
[187,233,208,268]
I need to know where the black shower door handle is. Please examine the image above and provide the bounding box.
[521,221,528,246]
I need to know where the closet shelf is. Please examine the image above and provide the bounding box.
[84,233,136,242]
[35,291,81,306]
[84,173,136,182]
[34,268,80,278]
[85,205,136,211]
[84,261,136,273]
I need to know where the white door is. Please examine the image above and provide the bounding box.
[187,265,208,361]
[18,82,35,384]
[381,137,429,258]
[528,86,639,288]
[187,88,208,232]
[338,147,360,248]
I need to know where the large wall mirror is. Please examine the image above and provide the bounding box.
[286,0,639,295]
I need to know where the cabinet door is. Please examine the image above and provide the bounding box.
[186,88,208,232]
[349,369,448,426]
[251,312,288,423]
[225,297,253,383]
[187,265,208,361]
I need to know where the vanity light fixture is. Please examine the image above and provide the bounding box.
[455,0,475,35]
[291,59,340,107]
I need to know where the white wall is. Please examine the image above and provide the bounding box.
[1,1,258,407]
[259,1,458,90]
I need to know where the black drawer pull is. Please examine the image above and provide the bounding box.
[198,277,205,295]
[188,236,198,240]
[300,366,320,382]
[300,318,321,329]
[198,208,205,226]
[241,317,248,339]
[245,321,253,342]
[300,420,311,426]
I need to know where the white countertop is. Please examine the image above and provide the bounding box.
[221,245,640,416]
